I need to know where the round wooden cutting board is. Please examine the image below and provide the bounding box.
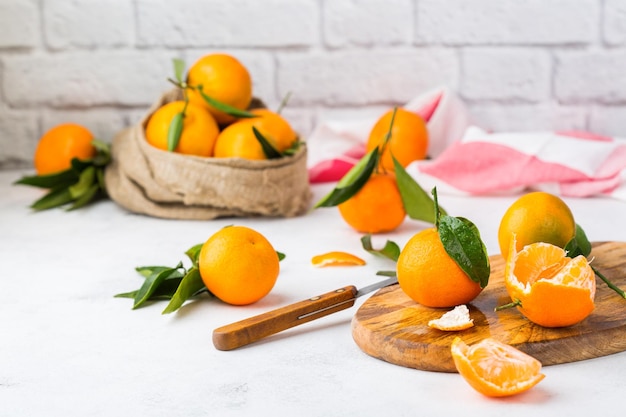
[352,241,626,373]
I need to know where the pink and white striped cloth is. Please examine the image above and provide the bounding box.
[307,87,626,201]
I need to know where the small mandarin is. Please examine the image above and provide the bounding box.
[198,226,279,306]
[186,53,252,125]
[213,109,297,160]
[337,172,406,234]
[498,191,576,260]
[145,100,220,157]
[34,123,96,175]
[396,228,483,308]
[366,108,429,171]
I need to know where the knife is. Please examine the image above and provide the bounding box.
[212,276,398,351]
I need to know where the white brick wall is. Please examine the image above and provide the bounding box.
[1,0,626,169]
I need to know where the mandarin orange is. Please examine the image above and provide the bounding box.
[34,123,96,175]
[366,108,428,170]
[504,239,595,327]
[145,100,220,157]
[186,53,252,125]
[198,226,279,306]
[396,228,483,308]
[337,172,406,234]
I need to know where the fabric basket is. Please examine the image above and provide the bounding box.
[104,90,312,220]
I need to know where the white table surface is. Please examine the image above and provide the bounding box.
[1,169,626,417]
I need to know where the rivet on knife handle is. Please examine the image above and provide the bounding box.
[212,285,357,351]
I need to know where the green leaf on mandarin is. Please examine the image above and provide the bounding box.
[314,147,379,208]
[438,215,490,289]
[392,155,443,224]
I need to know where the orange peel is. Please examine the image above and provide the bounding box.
[311,251,366,268]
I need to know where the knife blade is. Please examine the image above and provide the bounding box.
[212,276,398,351]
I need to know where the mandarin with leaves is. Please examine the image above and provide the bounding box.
[366,108,429,171]
[337,172,406,234]
[145,100,220,157]
[396,228,484,308]
[186,53,252,125]
[198,226,279,306]
[213,108,297,160]
[34,123,97,175]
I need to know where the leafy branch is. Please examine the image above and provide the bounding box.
[14,139,111,211]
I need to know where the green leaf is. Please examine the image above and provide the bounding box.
[314,147,379,208]
[67,183,99,211]
[162,267,208,314]
[115,276,185,300]
[376,270,397,277]
[276,91,292,114]
[277,251,286,261]
[68,166,96,199]
[70,157,93,172]
[96,167,107,196]
[167,112,184,152]
[282,139,302,156]
[565,223,592,258]
[14,168,78,189]
[185,243,204,266]
[172,58,186,84]
[393,156,443,224]
[361,234,400,262]
[197,87,257,119]
[91,139,112,166]
[438,215,490,288]
[133,262,184,309]
[252,126,282,159]
[135,265,182,279]
[30,187,74,211]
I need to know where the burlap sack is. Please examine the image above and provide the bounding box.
[104,91,312,220]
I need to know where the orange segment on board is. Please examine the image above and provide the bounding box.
[451,337,545,397]
[504,238,595,328]
[311,251,366,268]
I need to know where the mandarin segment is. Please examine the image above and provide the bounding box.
[451,337,545,397]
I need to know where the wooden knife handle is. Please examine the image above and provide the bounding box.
[212,285,358,351]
